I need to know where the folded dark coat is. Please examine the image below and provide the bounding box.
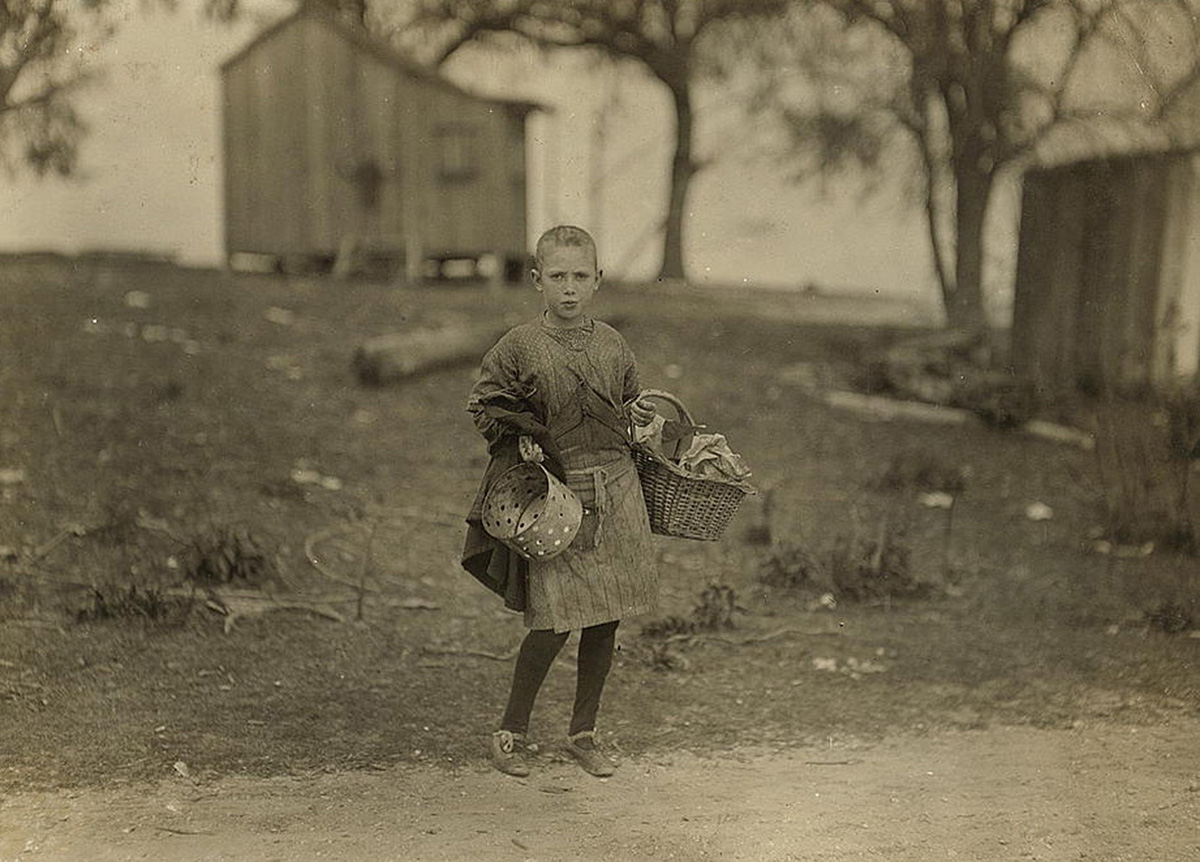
[461,396,566,612]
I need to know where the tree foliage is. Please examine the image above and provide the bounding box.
[0,0,379,179]
[404,0,788,282]
[0,0,121,177]
[750,0,1200,332]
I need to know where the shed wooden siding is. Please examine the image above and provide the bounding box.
[1158,159,1200,381]
[223,19,313,257]
[1011,153,1200,394]
[400,87,527,257]
[299,15,404,253]
[221,7,529,267]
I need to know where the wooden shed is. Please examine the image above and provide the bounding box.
[1011,149,1200,396]
[220,3,537,280]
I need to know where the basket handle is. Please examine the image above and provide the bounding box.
[631,388,699,461]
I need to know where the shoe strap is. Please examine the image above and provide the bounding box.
[567,730,596,744]
[494,729,525,753]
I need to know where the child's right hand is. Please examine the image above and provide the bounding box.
[629,396,658,428]
[519,435,545,464]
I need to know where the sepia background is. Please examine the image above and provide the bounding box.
[2,2,1198,859]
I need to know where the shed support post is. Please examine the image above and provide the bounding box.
[404,230,423,285]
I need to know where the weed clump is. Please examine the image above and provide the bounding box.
[641,615,695,639]
[827,530,927,602]
[1145,601,1195,634]
[75,584,195,625]
[756,543,824,590]
[953,371,1038,429]
[756,525,930,604]
[692,582,737,631]
[642,582,738,640]
[638,641,692,672]
[871,450,967,495]
[185,525,275,586]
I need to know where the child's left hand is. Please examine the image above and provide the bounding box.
[518,435,545,463]
[629,395,657,428]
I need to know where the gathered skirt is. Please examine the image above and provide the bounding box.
[524,455,659,633]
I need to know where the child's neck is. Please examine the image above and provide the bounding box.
[542,310,591,330]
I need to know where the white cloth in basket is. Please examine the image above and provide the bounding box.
[677,433,752,483]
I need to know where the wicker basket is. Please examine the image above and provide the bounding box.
[631,389,753,541]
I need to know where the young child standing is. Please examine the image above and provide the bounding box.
[462,225,659,778]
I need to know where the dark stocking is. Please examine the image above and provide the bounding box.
[499,628,569,734]
[569,620,619,739]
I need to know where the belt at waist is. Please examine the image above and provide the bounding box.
[564,458,635,548]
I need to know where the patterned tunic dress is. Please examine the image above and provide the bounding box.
[468,316,659,633]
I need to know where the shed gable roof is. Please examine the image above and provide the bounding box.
[1028,144,1200,178]
[219,2,543,116]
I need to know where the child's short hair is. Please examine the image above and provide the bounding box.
[535,225,597,269]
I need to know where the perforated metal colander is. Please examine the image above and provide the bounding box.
[482,463,583,561]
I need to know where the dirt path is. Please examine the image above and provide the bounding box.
[3,719,1198,862]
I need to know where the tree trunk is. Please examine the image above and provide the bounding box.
[922,165,954,314]
[658,77,695,283]
[945,165,994,334]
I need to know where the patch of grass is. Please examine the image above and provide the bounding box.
[88,502,141,548]
[3,258,1199,791]
[756,542,825,591]
[1085,396,1198,554]
[952,370,1038,429]
[637,640,692,672]
[185,525,275,587]
[1144,600,1195,634]
[691,582,737,631]
[828,525,927,602]
[870,450,967,495]
[641,615,696,639]
[641,581,739,639]
[74,584,196,625]
[756,520,930,604]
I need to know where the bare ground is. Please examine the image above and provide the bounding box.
[2,259,1199,861]
[3,719,1199,861]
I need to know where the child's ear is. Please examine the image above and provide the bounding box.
[531,268,542,290]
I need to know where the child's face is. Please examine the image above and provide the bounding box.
[533,244,600,327]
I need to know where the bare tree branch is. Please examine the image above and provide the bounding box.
[408,0,787,281]
[0,0,194,177]
[747,0,1200,332]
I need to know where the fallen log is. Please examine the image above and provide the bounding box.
[354,315,628,387]
[162,587,347,633]
[353,325,503,386]
[823,390,976,425]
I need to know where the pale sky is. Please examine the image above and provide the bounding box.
[0,0,944,296]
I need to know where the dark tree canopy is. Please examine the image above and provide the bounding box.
[0,0,119,177]
[0,0,384,180]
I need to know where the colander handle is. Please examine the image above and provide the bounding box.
[631,388,698,461]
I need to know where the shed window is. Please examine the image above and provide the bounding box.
[436,125,478,184]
